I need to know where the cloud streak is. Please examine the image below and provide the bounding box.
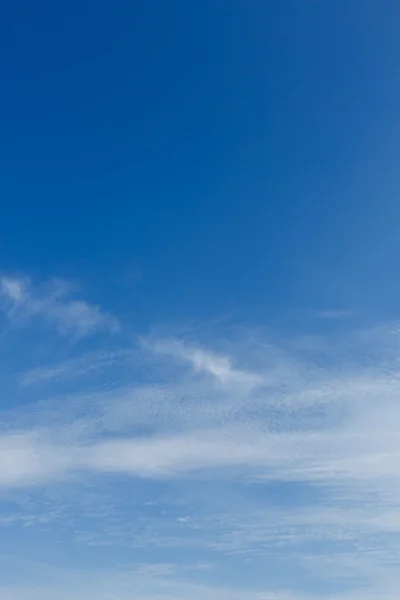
[0,276,119,338]
[146,338,263,388]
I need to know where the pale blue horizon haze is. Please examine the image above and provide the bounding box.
[1,2,400,599]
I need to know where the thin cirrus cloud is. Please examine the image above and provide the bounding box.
[19,348,134,387]
[1,282,400,599]
[0,275,119,338]
[145,337,264,388]
[1,334,400,488]
[2,326,400,494]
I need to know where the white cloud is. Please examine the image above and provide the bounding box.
[0,276,119,338]
[0,432,75,487]
[2,321,400,597]
[3,330,400,489]
[0,277,25,302]
[146,338,263,388]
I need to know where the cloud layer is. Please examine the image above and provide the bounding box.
[1,280,400,598]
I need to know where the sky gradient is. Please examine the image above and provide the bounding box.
[1,1,400,599]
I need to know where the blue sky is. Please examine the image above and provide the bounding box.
[1,1,400,599]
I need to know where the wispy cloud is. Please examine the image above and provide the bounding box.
[0,276,119,338]
[146,338,263,388]
[19,349,133,387]
[3,327,400,491]
[2,305,400,598]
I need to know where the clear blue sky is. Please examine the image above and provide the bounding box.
[2,0,400,323]
[1,2,400,599]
